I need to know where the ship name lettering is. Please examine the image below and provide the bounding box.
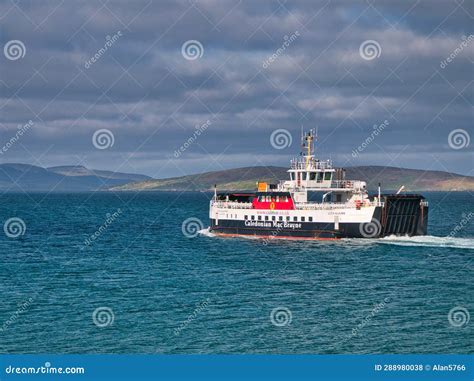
[244,220,272,228]
[272,221,302,230]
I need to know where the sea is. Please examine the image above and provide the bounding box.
[0,191,472,354]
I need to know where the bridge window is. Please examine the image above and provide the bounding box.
[324,172,332,181]
[310,172,316,180]
[286,216,290,221]
[309,217,313,222]
[251,215,255,220]
[272,216,276,221]
[258,216,262,221]
[279,216,283,221]
[265,216,269,221]
[302,172,307,180]
[244,215,248,220]
[317,172,323,182]
[290,173,294,181]
[301,216,305,222]
[293,216,297,222]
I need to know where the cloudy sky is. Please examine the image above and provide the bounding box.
[0,0,472,178]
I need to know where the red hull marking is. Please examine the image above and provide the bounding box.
[252,197,295,210]
[212,232,340,241]
[251,201,294,210]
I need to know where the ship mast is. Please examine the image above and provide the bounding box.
[303,128,316,169]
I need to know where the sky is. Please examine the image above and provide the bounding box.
[0,0,472,178]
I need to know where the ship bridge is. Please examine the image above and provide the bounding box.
[278,130,364,192]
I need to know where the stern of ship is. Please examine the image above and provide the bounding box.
[374,194,428,237]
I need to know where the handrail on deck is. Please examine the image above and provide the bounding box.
[211,200,384,210]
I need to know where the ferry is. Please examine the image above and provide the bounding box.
[209,130,428,239]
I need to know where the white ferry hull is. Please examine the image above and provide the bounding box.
[209,195,428,239]
[208,129,428,240]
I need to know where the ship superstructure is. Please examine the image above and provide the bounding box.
[209,130,428,239]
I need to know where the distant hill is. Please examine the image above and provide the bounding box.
[47,165,150,182]
[109,165,474,192]
[0,163,151,192]
[0,163,471,192]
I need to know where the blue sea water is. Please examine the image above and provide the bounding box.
[0,191,472,354]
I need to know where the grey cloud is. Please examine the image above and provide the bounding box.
[0,0,472,177]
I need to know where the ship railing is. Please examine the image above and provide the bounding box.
[279,180,363,191]
[330,180,355,189]
[295,201,384,210]
[211,201,253,209]
[290,160,333,170]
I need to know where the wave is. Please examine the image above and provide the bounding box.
[197,228,216,237]
[378,235,474,250]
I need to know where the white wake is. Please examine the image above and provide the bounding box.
[198,228,473,250]
[378,235,474,250]
[197,228,216,237]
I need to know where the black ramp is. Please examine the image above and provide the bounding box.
[381,194,428,236]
